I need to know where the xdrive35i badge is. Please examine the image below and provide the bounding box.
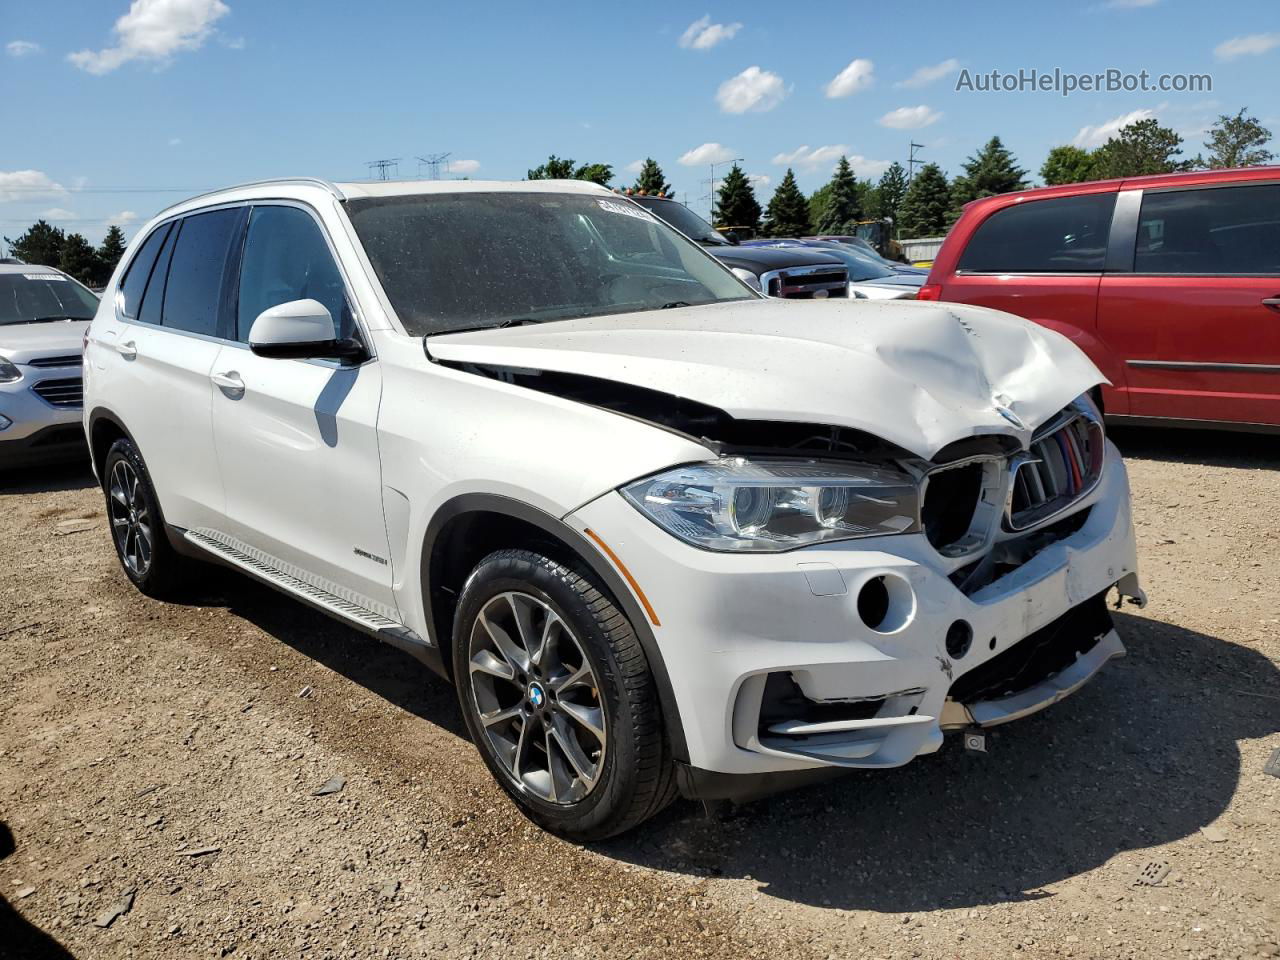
[353,547,388,566]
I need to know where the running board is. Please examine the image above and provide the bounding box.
[183,528,433,660]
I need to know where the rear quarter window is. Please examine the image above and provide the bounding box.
[958,193,1116,273]
[117,223,171,319]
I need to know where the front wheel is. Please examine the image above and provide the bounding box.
[452,549,676,840]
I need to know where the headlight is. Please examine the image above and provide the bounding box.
[0,358,21,384]
[729,267,762,292]
[621,457,920,552]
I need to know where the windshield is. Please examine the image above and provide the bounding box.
[345,192,754,336]
[629,197,730,245]
[801,243,895,281]
[0,272,99,325]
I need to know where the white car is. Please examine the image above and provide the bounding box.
[0,264,96,469]
[83,178,1146,840]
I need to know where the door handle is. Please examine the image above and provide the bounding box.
[1262,297,1280,310]
[211,371,245,394]
[115,339,137,360]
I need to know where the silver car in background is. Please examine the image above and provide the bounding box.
[0,264,97,470]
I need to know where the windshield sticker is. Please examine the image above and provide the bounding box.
[24,273,67,281]
[596,199,658,223]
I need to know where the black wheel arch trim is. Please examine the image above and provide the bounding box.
[421,492,689,764]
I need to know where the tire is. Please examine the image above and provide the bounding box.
[452,548,677,840]
[101,437,195,600]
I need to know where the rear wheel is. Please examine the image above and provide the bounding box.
[102,438,194,599]
[452,548,676,840]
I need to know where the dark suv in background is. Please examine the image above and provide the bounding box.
[628,194,849,299]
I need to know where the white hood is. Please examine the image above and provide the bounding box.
[426,299,1105,460]
[0,320,89,364]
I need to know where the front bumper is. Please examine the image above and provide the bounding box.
[566,440,1142,783]
[0,371,86,469]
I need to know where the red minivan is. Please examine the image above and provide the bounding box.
[921,167,1280,431]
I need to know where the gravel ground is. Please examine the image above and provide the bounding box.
[1,428,1277,960]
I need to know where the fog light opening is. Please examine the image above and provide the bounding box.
[856,573,915,634]
[946,620,974,659]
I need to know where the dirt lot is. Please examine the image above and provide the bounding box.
[1,429,1277,960]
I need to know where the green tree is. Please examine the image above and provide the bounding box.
[898,163,951,238]
[526,155,614,186]
[815,156,862,233]
[58,232,101,285]
[4,220,65,267]
[1040,145,1097,186]
[808,183,832,228]
[762,169,812,237]
[715,164,761,234]
[950,136,1028,216]
[857,179,880,220]
[1203,108,1274,169]
[875,162,909,224]
[1092,118,1192,178]
[96,225,128,285]
[632,158,672,195]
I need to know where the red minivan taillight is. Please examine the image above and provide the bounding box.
[916,282,942,301]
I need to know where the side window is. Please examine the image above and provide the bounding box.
[236,205,352,342]
[161,208,242,336]
[1136,184,1280,276]
[958,193,1116,273]
[138,221,179,327]
[117,222,171,319]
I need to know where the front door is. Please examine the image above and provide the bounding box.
[209,204,394,619]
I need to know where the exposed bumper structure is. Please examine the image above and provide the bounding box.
[567,440,1142,794]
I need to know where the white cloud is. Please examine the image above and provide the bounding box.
[41,208,78,221]
[623,159,645,175]
[716,65,788,114]
[0,169,68,203]
[448,159,480,175]
[825,58,874,98]
[108,210,139,225]
[678,142,737,166]
[897,58,960,88]
[221,35,245,49]
[68,0,230,75]
[747,173,772,189]
[1072,107,1154,147]
[1105,0,1159,7]
[1214,33,1280,60]
[6,40,42,57]
[879,105,942,130]
[168,137,182,146]
[769,145,889,178]
[678,15,742,51]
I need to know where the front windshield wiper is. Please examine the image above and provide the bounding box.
[660,301,692,309]
[23,315,90,324]
[428,317,541,338]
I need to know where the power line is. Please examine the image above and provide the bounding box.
[416,153,452,179]
[908,142,926,181]
[366,158,400,181]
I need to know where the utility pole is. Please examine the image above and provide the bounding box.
[907,142,925,181]
[708,157,744,224]
[366,158,400,181]
[417,153,452,179]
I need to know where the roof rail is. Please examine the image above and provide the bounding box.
[154,177,344,216]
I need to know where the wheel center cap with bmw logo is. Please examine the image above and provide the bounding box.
[527,682,546,710]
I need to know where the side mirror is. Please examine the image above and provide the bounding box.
[722,230,742,245]
[248,299,366,362]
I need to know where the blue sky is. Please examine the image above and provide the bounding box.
[2,0,1277,244]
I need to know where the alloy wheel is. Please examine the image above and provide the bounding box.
[467,591,607,805]
[108,460,152,577]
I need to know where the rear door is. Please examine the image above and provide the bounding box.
[1097,182,1280,425]
[208,203,394,619]
[938,191,1119,405]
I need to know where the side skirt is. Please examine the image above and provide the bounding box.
[178,526,446,676]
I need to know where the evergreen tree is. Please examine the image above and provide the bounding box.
[58,232,101,285]
[715,164,761,234]
[950,136,1028,216]
[527,155,613,186]
[857,179,879,220]
[898,163,951,238]
[1203,108,1274,169]
[632,158,672,195]
[1040,145,1097,186]
[4,220,65,267]
[762,169,812,237]
[96,225,128,285]
[875,162,909,224]
[808,183,832,229]
[815,156,862,233]
[1092,118,1192,178]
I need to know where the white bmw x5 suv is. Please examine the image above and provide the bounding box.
[84,178,1146,839]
